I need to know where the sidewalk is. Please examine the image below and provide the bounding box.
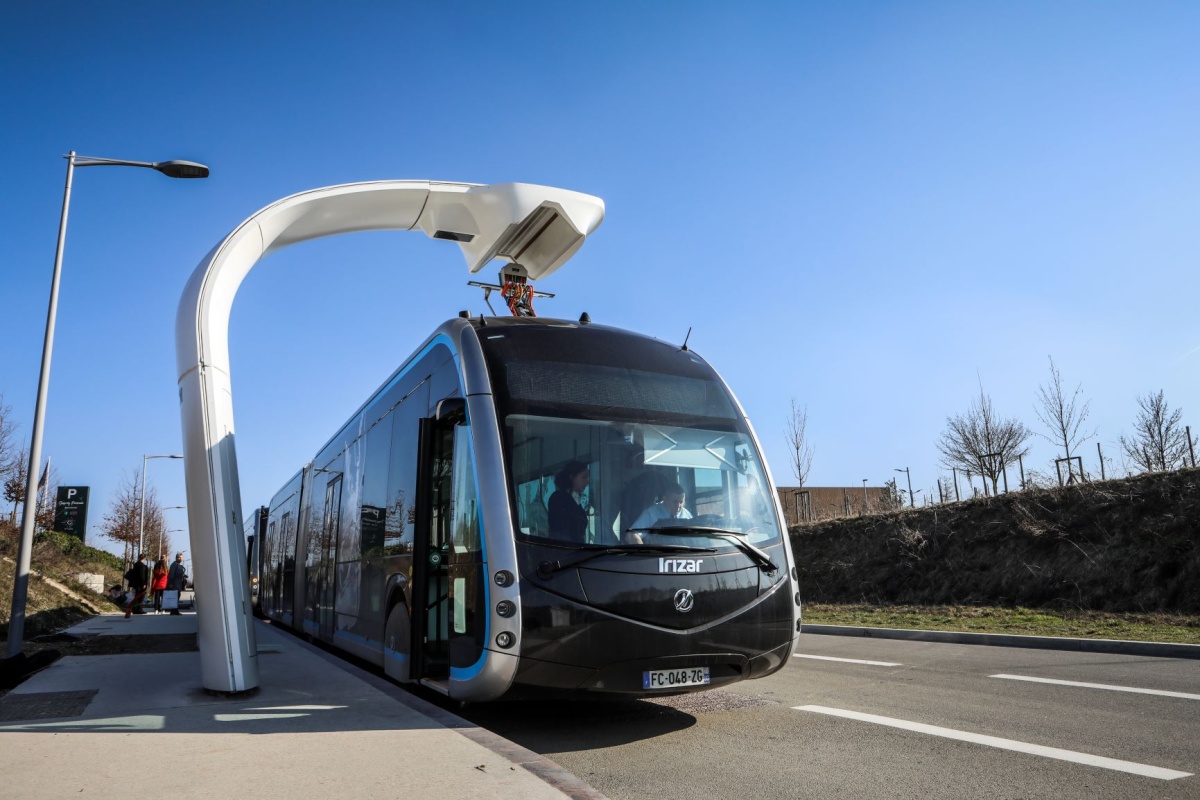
[0,610,605,800]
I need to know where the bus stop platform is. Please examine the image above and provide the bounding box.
[0,611,604,800]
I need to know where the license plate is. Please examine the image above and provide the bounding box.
[643,667,711,690]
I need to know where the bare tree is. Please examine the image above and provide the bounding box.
[100,471,166,564]
[882,478,905,510]
[784,398,815,488]
[4,443,29,525]
[0,394,16,480]
[1118,390,1196,473]
[1033,357,1095,475]
[937,386,1031,495]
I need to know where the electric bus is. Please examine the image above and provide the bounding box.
[255,314,801,701]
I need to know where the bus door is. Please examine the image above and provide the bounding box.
[412,399,480,686]
[317,471,342,641]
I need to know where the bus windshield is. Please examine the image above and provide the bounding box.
[506,413,782,550]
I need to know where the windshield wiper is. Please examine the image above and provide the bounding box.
[537,544,718,579]
[625,526,778,574]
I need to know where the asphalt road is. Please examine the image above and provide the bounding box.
[458,633,1200,799]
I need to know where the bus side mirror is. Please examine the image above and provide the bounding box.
[435,397,466,422]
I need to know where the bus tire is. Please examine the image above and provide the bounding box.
[382,601,412,683]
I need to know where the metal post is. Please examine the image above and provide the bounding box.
[952,468,960,502]
[862,479,868,515]
[6,154,204,659]
[138,455,148,560]
[139,455,183,564]
[6,153,76,659]
[1018,454,1025,490]
[894,467,915,507]
[158,506,185,562]
[1098,442,1105,480]
[1188,426,1196,468]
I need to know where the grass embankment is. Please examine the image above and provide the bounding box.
[792,469,1200,644]
[0,526,123,646]
[803,604,1200,644]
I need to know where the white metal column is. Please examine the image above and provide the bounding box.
[175,180,603,691]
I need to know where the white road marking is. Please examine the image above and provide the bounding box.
[991,673,1200,701]
[793,654,901,667]
[0,714,165,732]
[215,713,308,722]
[793,705,1192,781]
[244,704,347,711]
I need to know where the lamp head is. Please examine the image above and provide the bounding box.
[153,160,209,179]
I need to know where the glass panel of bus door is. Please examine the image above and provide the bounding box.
[412,416,455,681]
[447,424,483,670]
[319,474,342,640]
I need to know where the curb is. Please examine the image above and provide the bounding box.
[801,624,1200,660]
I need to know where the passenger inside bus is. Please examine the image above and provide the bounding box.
[547,460,590,543]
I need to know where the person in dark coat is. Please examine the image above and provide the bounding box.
[547,460,590,543]
[166,552,188,616]
[124,554,149,618]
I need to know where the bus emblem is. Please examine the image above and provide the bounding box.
[673,589,694,613]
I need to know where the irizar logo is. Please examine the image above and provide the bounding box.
[673,589,695,613]
[659,558,704,573]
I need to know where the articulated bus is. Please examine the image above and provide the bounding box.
[255,315,801,701]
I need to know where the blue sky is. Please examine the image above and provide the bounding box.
[2,2,1197,562]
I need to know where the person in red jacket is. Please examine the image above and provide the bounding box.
[151,559,169,613]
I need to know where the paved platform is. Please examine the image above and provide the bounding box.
[0,611,604,800]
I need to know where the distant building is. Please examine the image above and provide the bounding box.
[776,486,897,527]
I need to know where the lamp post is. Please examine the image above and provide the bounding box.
[895,467,914,508]
[163,529,186,564]
[6,152,207,660]
[158,507,186,562]
[139,455,184,562]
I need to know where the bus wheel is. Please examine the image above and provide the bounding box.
[382,602,412,683]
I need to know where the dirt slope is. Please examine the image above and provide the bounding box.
[790,468,1200,613]
[0,529,123,643]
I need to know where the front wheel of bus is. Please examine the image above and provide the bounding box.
[383,602,413,683]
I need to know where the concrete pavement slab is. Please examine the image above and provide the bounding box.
[0,613,605,800]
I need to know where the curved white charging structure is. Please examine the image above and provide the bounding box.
[175,180,605,692]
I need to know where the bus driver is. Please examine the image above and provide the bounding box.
[631,483,694,530]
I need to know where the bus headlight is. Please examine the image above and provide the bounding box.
[496,631,515,649]
[496,600,515,618]
[494,570,514,587]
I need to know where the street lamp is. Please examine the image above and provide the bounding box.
[139,455,184,561]
[158,506,186,561]
[895,467,915,508]
[6,152,207,660]
[163,528,186,561]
